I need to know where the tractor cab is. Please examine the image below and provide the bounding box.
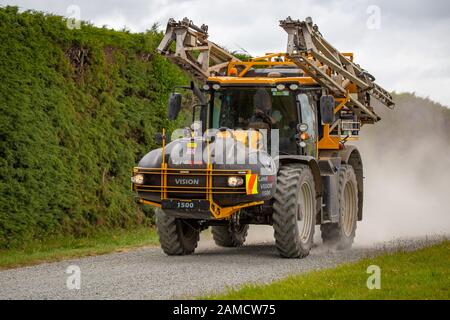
[203,81,319,158]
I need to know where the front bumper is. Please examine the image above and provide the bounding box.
[132,166,267,219]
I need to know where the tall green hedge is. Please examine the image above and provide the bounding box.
[0,6,188,248]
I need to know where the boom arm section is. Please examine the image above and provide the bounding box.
[157,18,240,81]
[280,17,395,123]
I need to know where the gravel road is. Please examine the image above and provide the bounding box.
[0,228,446,300]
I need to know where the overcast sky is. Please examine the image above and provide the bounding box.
[2,0,450,107]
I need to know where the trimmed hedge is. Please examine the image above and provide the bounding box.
[0,6,188,248]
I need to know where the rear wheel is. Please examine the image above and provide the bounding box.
[321,164,358,250]
[212,223,249,247]
[155,208,200,255]
[273,163,317,258]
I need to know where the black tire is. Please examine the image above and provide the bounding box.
[321,164,358,250]
[273,163,317,258]
[212,224,249,247]
[155,208,200,255]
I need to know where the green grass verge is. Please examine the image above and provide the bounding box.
[0,226,158,270]
[207,241,450,300]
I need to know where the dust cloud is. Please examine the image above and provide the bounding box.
[245,94,450,246]
[354,94,450,244]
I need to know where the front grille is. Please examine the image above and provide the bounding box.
[133,167,248,200]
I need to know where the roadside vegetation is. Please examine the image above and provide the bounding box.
[0,226,159,269]
[0,6,187,249]
[207,241,450,300]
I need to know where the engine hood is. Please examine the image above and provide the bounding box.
[138,136,276,175]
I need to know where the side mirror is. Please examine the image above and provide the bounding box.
[320,95,335,124]
[168,92,182,120]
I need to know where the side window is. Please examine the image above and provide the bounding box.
[272,94,298,155]
[212,94,221,128]
[298,94,317,156]
[212,92,235,129]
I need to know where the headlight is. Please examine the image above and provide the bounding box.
[298,123,308,132]
[299,141,307,148]
[212,84,221,90]
[228,176,244,187]
[131,174,144,185]
[276,84,286,91]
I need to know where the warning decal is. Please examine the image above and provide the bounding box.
[245,174,258,195]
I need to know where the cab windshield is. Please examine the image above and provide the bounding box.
[210,87,298,132]
[209,87,300,154]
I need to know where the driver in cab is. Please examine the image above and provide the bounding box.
[247,89,275,130]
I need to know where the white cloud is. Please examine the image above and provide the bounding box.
[2,0,450,106]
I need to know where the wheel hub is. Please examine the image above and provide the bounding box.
[297,182,314,243]
[342,181,357,237]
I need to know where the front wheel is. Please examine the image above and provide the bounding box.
[155,208,200,255]
[212,224,249,247]
[273,163,317,258]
